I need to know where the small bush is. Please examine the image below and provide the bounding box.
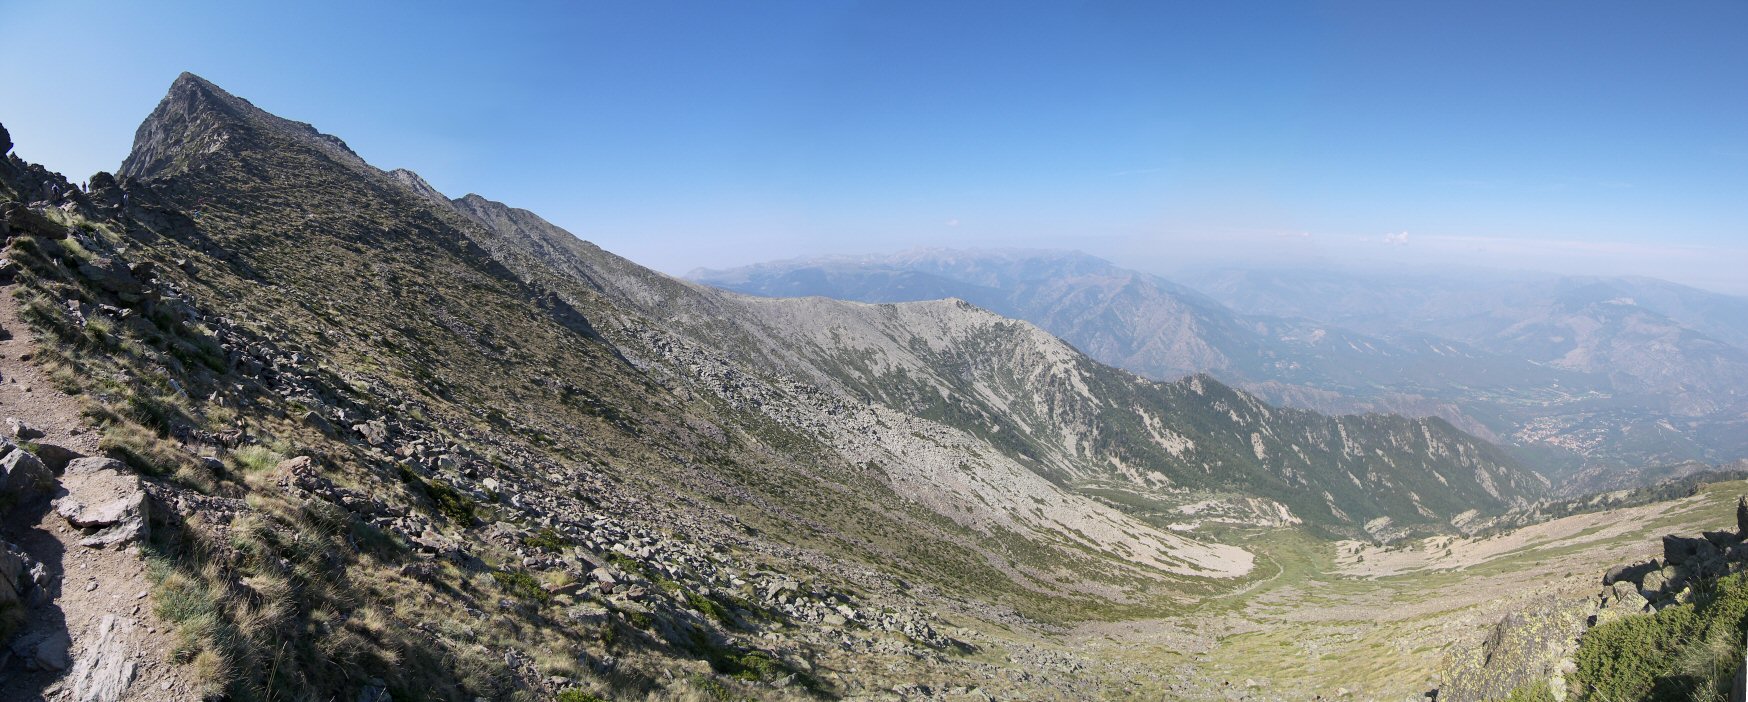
[685,591,732,625]
[626,611,653,630]
[521,527,569,552]
[491,569,549,602]
[1503,681,1557,702]
[556,690,606,702]
[123,389,185,434]
[82,315,117,349]
[18,291,76,342]
[1574,572,1748,701]
[420,477,477,526]
[690,675,733,701]
[685,630,820,689]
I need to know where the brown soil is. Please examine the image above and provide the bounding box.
[0,288,187,701]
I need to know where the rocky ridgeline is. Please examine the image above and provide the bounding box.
[0,124,991,699]
[1593,497,1748,620]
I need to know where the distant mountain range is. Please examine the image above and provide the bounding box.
[693,252,1748,490]
[1184,269,1748,407]
[2,71,1713,701]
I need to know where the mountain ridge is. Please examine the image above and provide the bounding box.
[0,72,1568,701]
[442,187,1547,535]
[696,249,1748,485]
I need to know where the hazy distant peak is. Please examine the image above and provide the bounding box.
[691,246,1123,290]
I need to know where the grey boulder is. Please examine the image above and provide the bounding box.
[55,458,150,548]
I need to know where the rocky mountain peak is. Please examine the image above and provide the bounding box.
[387,168,451,207]
[119,72,363,181]
[450,193,562,242]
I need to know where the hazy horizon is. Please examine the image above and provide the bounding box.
[3,0,1744,294]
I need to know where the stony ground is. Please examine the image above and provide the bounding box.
[0,289,189,701]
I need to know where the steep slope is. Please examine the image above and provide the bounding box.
[12,75,1165,700]
[0,73,1555,700]
[446,198,1546,535]
[116,72,1196,595]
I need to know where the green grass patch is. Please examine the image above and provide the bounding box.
[417,476,476,526]
[686,591,733,625]
[230,445,285,473]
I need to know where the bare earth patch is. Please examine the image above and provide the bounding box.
[0,289,188,701]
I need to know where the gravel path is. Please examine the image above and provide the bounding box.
[0,287,188,702]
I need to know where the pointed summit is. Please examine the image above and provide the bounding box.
[119,72,363,181]
[387,168,452,209]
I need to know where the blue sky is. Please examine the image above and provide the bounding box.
[3,1,1745,292]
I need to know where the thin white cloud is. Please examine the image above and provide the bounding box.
[1383,231,1409,245]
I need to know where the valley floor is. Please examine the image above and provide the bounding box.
[1049,484,1744,701]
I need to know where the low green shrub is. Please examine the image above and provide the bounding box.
[1573,572,1748,701]
[1503,681,1557,702]
[491,569,549,602]
[521,527,569,552]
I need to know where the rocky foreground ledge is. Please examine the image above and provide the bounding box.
[1594,499,1748,617]
[1440,495,1748,702]
[2,435,159,702]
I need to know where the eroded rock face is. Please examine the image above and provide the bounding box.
[74,258,143,297]
[1602,560,1657,587]
[1663,534,1714,567]
[5,417,43,441]
[1599,580,1650,621]
[9,628,71,672]
[27,442,82,473]
[54,458,150,548]
[0,541,41,611]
